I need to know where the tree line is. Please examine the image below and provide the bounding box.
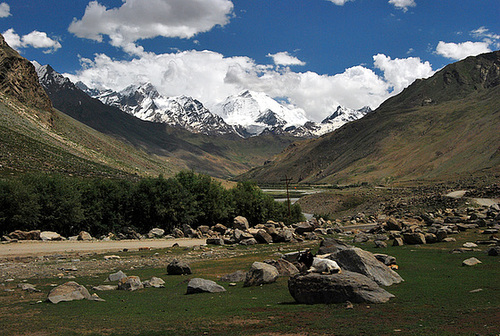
[0,171,304,237]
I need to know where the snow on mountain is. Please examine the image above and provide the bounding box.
[33,61,73,89]
[285,106,373,137]
[79,82,238,136]
[212,90,309,136]
[34,62,371,139]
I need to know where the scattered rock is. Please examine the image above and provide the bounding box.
[220,270,247,283]
[263,259,299,277]
[47,281,92,304]
[167,259,192,275]
[239,238,258,246]
[106,270,127,282]
[463,242,478,248]
[8,230,41,241]
[288,272,395,304]
[78,231,92,241]
[17,283,40,292]
[392,238,404,246]
[40,231,63,241]
[93,285,118,291]
[373,254,397,266]
[462,257,482,266]
[244,262,279,287]
[255,230,273,244]
[330,248,403,286]
[148,228,165,238]
[206,237,224,246]
[402,232,426,245]
[294,222,315,235]
[186,278,226,294]
[143,277,165,288]
[233,216,249,231]
[487,246,500,256]
[118,276,144,291]
[104,255,121,261]
[374,240,387,248]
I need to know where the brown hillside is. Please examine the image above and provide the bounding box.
[241,51,500,185]
[0,34,52,112]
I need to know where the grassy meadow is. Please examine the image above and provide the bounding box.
[1,229,499,335]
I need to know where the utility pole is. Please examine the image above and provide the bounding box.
[281,175,292,218]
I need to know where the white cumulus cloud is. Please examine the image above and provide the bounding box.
[66,50,434,122]
[2,28,61,53]
[267,52,305,66]
[388,0,416,12]
[373,54,434,94]
[68,0,234,53]
[0,2,10,18]
[325,0,353,5]
[435,41,491,61]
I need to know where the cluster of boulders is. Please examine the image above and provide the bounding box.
[2,230,94,243]
[217,237,402,305]
[203,216,342,247]
[348,205,500,249]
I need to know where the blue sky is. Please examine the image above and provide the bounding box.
[1,0,499,121]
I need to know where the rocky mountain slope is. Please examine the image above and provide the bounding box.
[76,81,239,136]
[0,35,51,112]
[240,51,500,185]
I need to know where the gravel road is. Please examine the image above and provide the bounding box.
[0,238,207,258]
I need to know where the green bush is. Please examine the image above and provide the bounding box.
[0,172,304,237]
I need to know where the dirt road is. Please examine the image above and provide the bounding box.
[0,238,207,258]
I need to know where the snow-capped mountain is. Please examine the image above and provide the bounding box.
[77,82,238,136]
[34,62,371,138]
[33,61,74,91]
[212,90,309,136]
[285,106,373,138]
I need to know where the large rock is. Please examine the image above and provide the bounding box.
[118,276,144,291]
[143,277,165,288]
[330,248,403,286]
[167,259,192,275]
[40,231,63,241]
[403,232,426,245]
[317,238,353,255]
[186,278,226,294]
[233,216,249,230]
[288,272,395,304]
[239,238,258,246]
[48,281,92,304]
[462,257,482,266]
[273,228,294,243]
[220,270,247,283]
[78,231,92,241]
[294,222,315,235]
[264,259,299,277]
[148,228,165,238]
[106,270,127,282]
[244,262,279,287]
[255,230,273,244]
[206,237,224,245]
[8,230,40,240]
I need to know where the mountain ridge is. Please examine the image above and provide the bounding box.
[240,51,500,185]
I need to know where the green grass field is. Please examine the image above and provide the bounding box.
[0,232,498,335]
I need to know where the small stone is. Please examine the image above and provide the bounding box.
[463,242,478,248]
[104,255,121,260]
[118,276,144,291]
[462,257,482,266]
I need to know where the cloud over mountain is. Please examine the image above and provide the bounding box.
[0,2,10,18]
[66,49,434,123]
